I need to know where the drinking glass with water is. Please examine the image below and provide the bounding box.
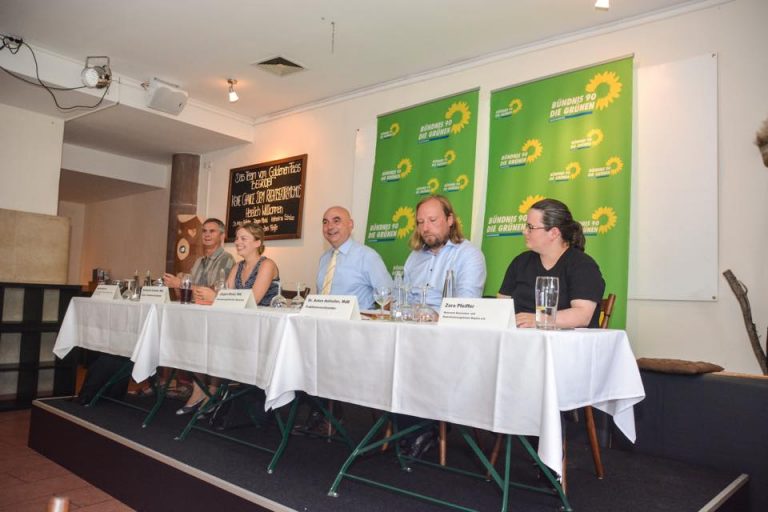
[535,276,559,329]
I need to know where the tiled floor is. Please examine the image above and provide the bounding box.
[0,409,134,512]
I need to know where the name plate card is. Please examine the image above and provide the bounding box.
[300,295,360,320]
[139,286,170,304]
[92,284,121,300]
[212,289,257,309]
[439,298,516,329]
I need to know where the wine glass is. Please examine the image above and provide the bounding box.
[414,284,439,323]
[290,281,305,309]
[270,281,289,308]
[373,287,392,319]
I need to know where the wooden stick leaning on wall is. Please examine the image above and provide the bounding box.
[723,269,768,375]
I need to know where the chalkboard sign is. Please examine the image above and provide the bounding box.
[226,154,308,241]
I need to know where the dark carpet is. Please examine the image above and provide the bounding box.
[33,395,742,512]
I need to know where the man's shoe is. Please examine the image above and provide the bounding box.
[304,416,342,437]
[292,410,323,434]
[405,430,436,459]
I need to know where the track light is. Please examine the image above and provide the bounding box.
[81,56,112,88]
[227,78,239,103]
[594,0,610,10]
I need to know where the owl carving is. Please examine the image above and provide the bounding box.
[174,215,204,275]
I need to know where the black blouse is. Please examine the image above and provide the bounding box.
[498,248,605,328]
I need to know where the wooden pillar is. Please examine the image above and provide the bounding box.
[166,154,199,273]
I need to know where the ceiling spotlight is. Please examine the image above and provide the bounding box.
[227,78,239,103]
[81,56,112,88]
[594,0,610,10]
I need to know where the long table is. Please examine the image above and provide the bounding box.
[54,298,153,359]
[54,298,645,508]
[123,302,643,478]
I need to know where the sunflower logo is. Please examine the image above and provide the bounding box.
[509,98,523,114]
[587,128,604,146]
[397,158,413,178]
[606,156,623,176]
[518,194,546,214]
[455,174,470,191]
[390,122,400,136]
[444,149,457,165]
[392,206,416,239]
[521,139,543,163]
[592,206,618,234]
[445,101,471,135]
[566,162,581,180]
[427,178,440,194]
[585,71,622,111]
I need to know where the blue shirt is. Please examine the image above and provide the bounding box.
[404,239,487,309]
[316,238,394,309]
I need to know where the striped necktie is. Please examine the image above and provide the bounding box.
[321,249,339,295]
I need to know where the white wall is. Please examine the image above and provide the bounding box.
[57,200,85,285]
[0,104,64,215]
[200,0,768,373]
[61,144,170,188]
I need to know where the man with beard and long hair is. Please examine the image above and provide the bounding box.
[398,195,486,458]
[404,195,486,308]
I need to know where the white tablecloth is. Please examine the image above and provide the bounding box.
[268,316,643,476]
[127,304,644,477]
[53,298,153,359]
[131,303,295,390]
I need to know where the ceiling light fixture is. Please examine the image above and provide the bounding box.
[594,0,610,10]
[227,78,239,103]
[81,56,112,88]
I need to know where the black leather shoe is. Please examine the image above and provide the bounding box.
[305,417,340,437]
[292,410,323,434]
[406,430,436,458]
[175,397,205,416]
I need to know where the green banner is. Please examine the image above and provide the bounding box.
[365,90,479,271]
[482,58,633,327]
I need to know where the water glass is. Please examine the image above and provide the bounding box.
[535,276,559,330]
[124,279,139,301]
[179,274,193,304]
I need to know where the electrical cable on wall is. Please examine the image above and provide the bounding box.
[0,33,111,110]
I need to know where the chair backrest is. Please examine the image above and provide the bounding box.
[599,293,617,329]
[281,287,311,300]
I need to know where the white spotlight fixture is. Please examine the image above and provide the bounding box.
[594,0,610,10]
[227,78,239,103]
[81,56,112,88]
